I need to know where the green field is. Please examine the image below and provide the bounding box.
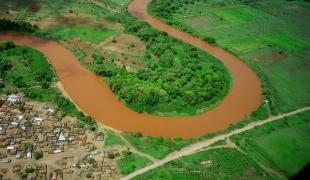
[212,6,265,23]
[219,37,265,54]
[135,148,271,179]
[232,111,310,177]
[263,33,309,53]
[117,151,150,175]
[41,27,116,43]
[104,131,126,147]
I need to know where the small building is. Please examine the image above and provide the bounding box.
[34,117,44,125]
[27,151,32,159]
[1,158,11,163]
[6,146,15,150]
[58,132,68,141]
[53,149,63,154]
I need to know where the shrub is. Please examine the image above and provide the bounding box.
[25,167,35,173]
[203,37,216,44]
[85,172,92,178]
[34,151,43,160]
[23,142,33,150]
[107,152,115,159]
[87,158,96,164]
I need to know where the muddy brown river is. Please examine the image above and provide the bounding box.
[0,0,262,138]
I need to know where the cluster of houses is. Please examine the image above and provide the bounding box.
[0,94,119,179]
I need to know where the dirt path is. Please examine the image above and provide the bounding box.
[121,107,310,180]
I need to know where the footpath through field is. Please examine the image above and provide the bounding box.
[121,106,310,180]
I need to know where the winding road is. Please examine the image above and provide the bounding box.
[0,0,262,138]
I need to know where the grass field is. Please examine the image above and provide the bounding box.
[219,37,265,54]
[117,151,150,175]
[42,27,116,43]
[263,33,310,53]
[232,110,310,177]
[104,131,125,147]
[211,6,265,23]
[135,148,270,179]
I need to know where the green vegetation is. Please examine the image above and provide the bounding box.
[40,27,116,43]
[263,33,309,53]
[231,110,310,177]
[85,172,92,178]
[24,167,35,174]
[122,133,199,159]
[0,0,115,22]
[0,18,38,32]
[212,6,265,23]
[149,0,310,113]
[135,148,270,179]
[104,131,126,147]
[219,37,265,54]
[0,41,97,130]
[34,151,43,160]
[117,151,150,175]
[23,142,33,150]
[87,157,96,164]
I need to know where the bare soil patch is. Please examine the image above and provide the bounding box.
[95,34,147,72]
[99,34,146,56]
[287,65,310,74]
[257,50,288,62]
[28,3,41,13]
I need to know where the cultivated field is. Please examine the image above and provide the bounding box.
[135,147,273,179]
[231,111,310,177]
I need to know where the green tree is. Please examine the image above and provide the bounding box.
[34,151,43,160]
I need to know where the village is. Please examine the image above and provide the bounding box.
[0,93,121,180]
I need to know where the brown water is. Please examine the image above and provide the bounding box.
[0,0,262,138]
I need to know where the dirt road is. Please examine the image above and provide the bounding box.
[121,107,310,179]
